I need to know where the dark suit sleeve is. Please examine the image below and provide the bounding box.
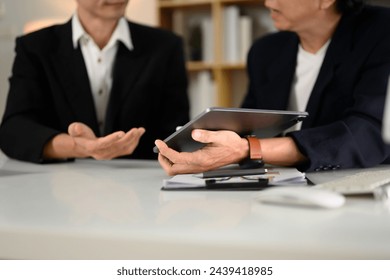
[0,35,64,163]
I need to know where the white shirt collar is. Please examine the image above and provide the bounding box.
[71,13,133,51]
[298,39,331,57]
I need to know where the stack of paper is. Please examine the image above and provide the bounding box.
[263,167,307,185]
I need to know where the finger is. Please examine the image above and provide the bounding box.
[191,129,216,144]
[154,139,167,152]
[157,153,194,176]
[97,131,126,148]
[155,139,182,163]
[155,140,208,175]
[69,122,96,139]
[156,140,200,170]
[157,153,175,175]
[117,128,145,153]
[116,128,145,145]
[167,162,197,175]
[94,128,145,158]
[68,122,81,136]
[136,127,146,135]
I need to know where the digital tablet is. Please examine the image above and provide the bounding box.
[153,107,308,153]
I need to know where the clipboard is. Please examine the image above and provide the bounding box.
[153,107,308,153]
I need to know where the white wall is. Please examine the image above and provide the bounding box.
[127,0,157,26]
[0,0,157,118]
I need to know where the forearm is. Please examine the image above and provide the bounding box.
[260,137,308,166]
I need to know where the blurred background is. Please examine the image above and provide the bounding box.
[0,0,389,119]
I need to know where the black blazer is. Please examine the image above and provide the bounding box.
[0,20,190,162]
[242,5,390,172]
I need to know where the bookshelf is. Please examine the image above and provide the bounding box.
[157,0,274,117]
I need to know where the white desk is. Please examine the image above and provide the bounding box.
[1,152,390,260]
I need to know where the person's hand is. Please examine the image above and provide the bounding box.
[155,129,249,175]
[68,122,145,160]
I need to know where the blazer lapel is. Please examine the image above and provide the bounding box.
[302,13,355,129]
[104,42,148,134]
[50,21,100,135]
[253,34,299,111]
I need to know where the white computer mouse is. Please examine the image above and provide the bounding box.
[256,186,346,209]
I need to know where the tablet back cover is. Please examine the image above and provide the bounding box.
[154,107,308,153]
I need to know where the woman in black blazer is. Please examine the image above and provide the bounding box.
[156,0,390,174]
[0,0,190,163]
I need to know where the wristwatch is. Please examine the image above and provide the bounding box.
[245,136,262,160]
[239,136,263,169]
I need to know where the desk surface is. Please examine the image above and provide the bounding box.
[1,152,390,260]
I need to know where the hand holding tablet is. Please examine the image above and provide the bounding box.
[154,107,308,153]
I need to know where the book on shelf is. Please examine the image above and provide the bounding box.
[223,5,240,63]
[239,15,252,62]
[169,4,275,64]
[223,6,254,63]
[189,71,216,118]
[173,10,214,62]
[172,10,191,60]
[188,24,202,61]
[200,16,214,62]
[172,9,185,36]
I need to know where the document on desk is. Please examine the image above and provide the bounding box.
[161,167,306,191]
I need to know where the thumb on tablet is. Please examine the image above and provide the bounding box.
[192,129,225,144]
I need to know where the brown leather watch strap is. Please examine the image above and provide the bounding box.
[245,136,262,160]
